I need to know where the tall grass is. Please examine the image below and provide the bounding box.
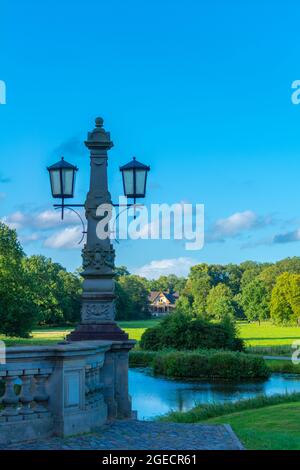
[159,392,300,423]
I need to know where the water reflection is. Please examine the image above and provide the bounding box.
[129,368,300,420]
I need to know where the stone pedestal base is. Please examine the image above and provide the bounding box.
[67,322,129,342]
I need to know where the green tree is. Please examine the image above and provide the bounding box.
[24,255,81,325]
[259,257,300,292]
[206,284,235,320]
[270,273,294,325]
[174,295,193,315]
[114,265,130,279]
[224,264,243,295]
[148,274,186,294]
[240,261,268,289]
[270,272,300,325]
[56,269,82,324]
[116,274,150,320]
[183,263,242,317]
[115,280,132,321]
[0,223,37,337]
[191,275,212,317]
[239,279,269,324]
[288,274,300,325]
[184,264,212,317]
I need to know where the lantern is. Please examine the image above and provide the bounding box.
[120,157,150,202]
[47,157,78,199]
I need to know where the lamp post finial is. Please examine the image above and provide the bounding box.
[95,117,104,128]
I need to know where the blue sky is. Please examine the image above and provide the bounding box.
[1,0,300,278]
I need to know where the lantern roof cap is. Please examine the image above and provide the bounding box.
[120,157,150,171]
[47,157,78,171]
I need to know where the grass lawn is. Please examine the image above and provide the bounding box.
[238,321,300,348]
[160,394,300,450]
[118,319,160,342]
[203,402,300,450]
[0,327,73,347]
[0,319,160,347]
[1,319,300,350]
[265,359,300,374]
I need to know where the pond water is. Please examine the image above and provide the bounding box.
[129,368,300,420]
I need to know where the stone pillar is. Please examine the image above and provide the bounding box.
[114,349,132,418]
[101,351,117,419]
[100,343,135,420]
[68,118,128,341]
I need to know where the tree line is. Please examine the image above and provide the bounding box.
[0,222,185,336]
[0,223,82,337]
[1,220,300,338]
[177,258,300,326]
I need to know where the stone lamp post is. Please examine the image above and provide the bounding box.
[47,117,150,342]
[67,117,128,341]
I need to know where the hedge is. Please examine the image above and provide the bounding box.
[152,350,270,380]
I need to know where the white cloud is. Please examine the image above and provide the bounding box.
[34,210,71,229]
[133,257,195,279]
[207,210,271,242]
[2,211,28,230]
[2,209,80,231]
[1,209,84,249]
[19,232,43,245]
[43,226,84,249]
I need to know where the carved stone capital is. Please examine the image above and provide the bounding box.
[81,301,115,323]
[82,243,115,273]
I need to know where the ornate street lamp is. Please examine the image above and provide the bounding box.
[120,157,150,205]
[46,117,150,345]
[47,157,78,219]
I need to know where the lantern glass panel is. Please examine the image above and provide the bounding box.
[123,169,134,196]
[62,168,74,197]
[135,169,147,196]
[50,169,62,197]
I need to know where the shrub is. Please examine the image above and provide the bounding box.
[140,327,163,351]
[140,311,244,351]
[152,350,270,380]
[129,351,157,367]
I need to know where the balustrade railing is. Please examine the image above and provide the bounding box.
[85,362,104,408]
[0,368,52,420]
[0,339,134,446]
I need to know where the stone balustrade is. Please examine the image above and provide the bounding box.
[0,340,134,445]
[0,368,52,417]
